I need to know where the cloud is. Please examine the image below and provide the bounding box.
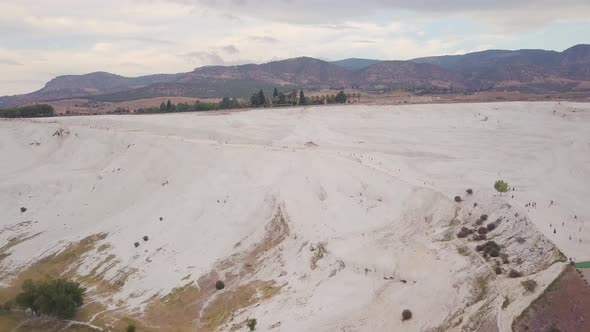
[248,36,278,43]
[181,51,226,65]
[0,58,22,66]
[222,45,240,54]
[172,0,590,27]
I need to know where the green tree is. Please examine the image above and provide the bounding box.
[335,91,348,103]
[278,93,286,104]
[159,102,166,112]
[291,90,298,105]
[258,89,266,106]
[15,279,86,319]
[219,97,231,109]
[494,180,509,193]
[273,87,279,98]
[166,99,172,111]
[299,90,306,105]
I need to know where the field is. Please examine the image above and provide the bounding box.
[1,102,589,331]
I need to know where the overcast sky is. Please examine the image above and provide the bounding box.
[1,0,589,95]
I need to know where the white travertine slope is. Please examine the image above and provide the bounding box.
[0,102,588,331]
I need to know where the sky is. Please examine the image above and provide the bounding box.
[0,0,589,95]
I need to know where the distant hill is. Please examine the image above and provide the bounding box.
[331,58,382,70]
[2,44,590,107]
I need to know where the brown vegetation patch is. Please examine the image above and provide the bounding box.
[143,281,202,330]
[0,233,108,302]
[0,232,42,264]
[513,266,590,332]
[198,280,281,332]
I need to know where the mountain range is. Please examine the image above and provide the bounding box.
[1,44,589,108]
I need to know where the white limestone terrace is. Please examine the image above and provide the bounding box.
[0,101,588,331]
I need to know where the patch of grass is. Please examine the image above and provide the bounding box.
[473,276,489,303]
[96,243,111,252]
[0,233,108,302]
[502,296,511,309]
[0,232,42,264]
[200,280,280,331]
[0,310,25,331]
[457,245,470,257]
[143,281,201,330]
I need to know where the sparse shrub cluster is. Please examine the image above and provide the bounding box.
[457,226,474,238]
[475,214,488,226]
[508,269,523,278]
[20,207,27,213]
[401,309,413,321]
[521,279,537,293]
[143,235,149,242]
[495,266,503,275]
[134,242,140,248]
[466,188,473,195]
[476,241,501,259]
[454,196,462,202]
[126,323,136,332]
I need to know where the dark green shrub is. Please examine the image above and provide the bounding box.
[477,227,488,235]
[134,242,140,248]
[466,189,473,195]
[20,207,27,213]
[143,236,149,242]
[521,279,537,292]
[508,269,523,278]
[15,279,85,319]
[126,323,136,332]
[215,280,225,290]
[495,267,503,275]
[402,309,412,321]
[487,223,496,231]
[247,318,257,331]
[454,196,462,202]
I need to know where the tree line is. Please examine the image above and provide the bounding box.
[250,88,352,107]
[135,89,355,114]
[135,97,246,114]
[0,104,55,118]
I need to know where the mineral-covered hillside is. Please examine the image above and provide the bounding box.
[1,102,589,331]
